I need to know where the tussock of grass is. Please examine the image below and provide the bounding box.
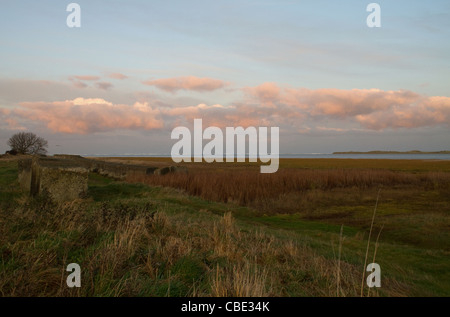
[1,159,449,296]
[127,168,450,208]
[0,177,406,296]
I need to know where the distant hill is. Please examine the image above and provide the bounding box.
[333,150,450,154]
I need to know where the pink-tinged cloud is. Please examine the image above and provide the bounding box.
[0,108,11,116]
[108,73,128,80]
[0,108,26,130]
[73,75,101,81]
[14,98,163,134]
[355,96,450,130]
[160,103,235,128]
[71,80,88,89]
[4,118,26,130]
[143,76,227,92]
[163,103,228,117]
[3,80,450,135]
[244,83,450,130]
[243,82,280,107]
[95,82,113,90]
[68,76,105,89]
[302,88,420,118]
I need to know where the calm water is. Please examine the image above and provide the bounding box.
[281,154,450,160]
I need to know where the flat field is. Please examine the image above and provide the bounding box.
[1,157,449,296]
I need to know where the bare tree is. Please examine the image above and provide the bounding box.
[8,132,48,155]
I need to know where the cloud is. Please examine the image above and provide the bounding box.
[143,76,227,93]
[244,83,450,130]
[2,80,449,136]
[159,103,234,128]
[243,82,280,107]
[108,73,128,80]
[355,95,450,130]
[68,76,94,89]
[0,108,26,131]
[72,98,113,106]
[0,78,138,105]
[73,75,101,81]
[68,76,106,89]
[0,79,78,103]
[95,82,113,90]
[13,98,163,134]
[71,80,88,89]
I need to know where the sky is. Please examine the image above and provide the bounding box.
[0,0,449,155]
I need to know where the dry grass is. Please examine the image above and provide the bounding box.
[0,193,408,297]
[1,159,448,297]
[101,157,450,173]
[126,167,450,212]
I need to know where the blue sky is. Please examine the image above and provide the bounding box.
[1,1,449,155]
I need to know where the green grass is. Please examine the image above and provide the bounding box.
[1,159,449,296]
[245,212,450,296]
[0,161,22,207]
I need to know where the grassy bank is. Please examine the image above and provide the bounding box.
[0,158,449,296]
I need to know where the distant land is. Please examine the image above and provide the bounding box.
[333,150,450,154]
